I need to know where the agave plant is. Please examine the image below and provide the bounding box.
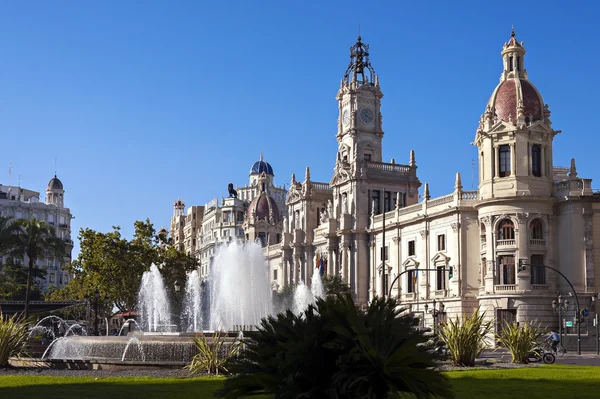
[217,293,455,399]
[0,311,31,367]
[437,308,492,367]
[498,321,544,364]
[184,330,242,375]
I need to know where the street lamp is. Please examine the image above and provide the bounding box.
[552,295,569,348]
[424,299,445,334]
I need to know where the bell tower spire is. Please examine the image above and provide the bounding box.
[500,27,528,82]
[336,35,384,167]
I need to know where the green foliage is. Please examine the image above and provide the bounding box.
[0,216,19,256]
[217,293,454,399]
[321,274,351,297]
[8,218,68,318]
[271,283,295,314]
[0,311,31,367]
[498,321,544,364]
[53,219,198,313]
[438,308,493,367]
[0,258,44,301]
[185,331,242,376]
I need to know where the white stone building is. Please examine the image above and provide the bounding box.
[0,175,74,292]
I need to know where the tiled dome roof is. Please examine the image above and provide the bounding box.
[47,175,63,190]
[247,192,280,223]
[250,160,274,176]
[488,78,544,123]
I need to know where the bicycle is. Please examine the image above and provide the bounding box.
[544,340,566,357]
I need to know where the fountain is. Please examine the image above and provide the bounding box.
[209,241,272,331]
[38,241,324,369]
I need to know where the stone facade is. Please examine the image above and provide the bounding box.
[0,175,73,292]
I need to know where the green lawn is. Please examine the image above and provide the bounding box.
[0,365,598,399]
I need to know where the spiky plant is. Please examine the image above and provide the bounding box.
[216,293,455,399]
[184,330,241,375]
[437,308,493,367]
[498,321,544,364]
[0,311,31,367]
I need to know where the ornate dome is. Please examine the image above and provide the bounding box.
[47,175,63,190]
[487,78,544,123]
[249,153,274,176]
[247,192,280,223]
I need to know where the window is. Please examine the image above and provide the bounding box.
[408,240,415,256]
[499,145,511,177]
[436,266,446,290]
[380,245,388,261]
[481,257,487,281]
[480,223,486,244]
[384,191,391,212]
[437,234,446,251]
[531,144,542,177]
[49,274,55,283]
[273,269,278,281]
[258,232,267,247]
[509,56,514,71]
[530,219,543,240]
[530,254,545,284]
[516,56,521,71]
[407,270,415,293]
[364,154,371,161]
[237,211,244,222]
[372,190,381,215]
[496,255,515,285]
[497,219,515,240]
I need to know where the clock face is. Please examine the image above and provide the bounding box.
[342,109,350,126]
[359,108,374,124]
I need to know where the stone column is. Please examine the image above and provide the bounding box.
[494,145,499,178]
[516,213,530,291]
[541,145,546,177]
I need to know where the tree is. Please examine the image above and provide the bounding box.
[218,293,454,399]
[0,257,44,301]
[321,274,351,297]
[9,218,68,318]
[52,219,198,314]
[0,216,18,257]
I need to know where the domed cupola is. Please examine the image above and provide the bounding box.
[250,153,274,176]
[45,174,65,207]
[48,175,63,191]
[247,191,280,224]
[485,28,546,126]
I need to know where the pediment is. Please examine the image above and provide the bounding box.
[402,257,420,269]
[488,121,514,134]
[431,252,451,264]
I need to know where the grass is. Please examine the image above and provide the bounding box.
[0,365,598,399]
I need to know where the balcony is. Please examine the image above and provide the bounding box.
[494,284,517,292]
[531,284,550,291]
[432,289,447,298]
[497,239,515,247]
[530,239,546,247]
[401,292,415,301]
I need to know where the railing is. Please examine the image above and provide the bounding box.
[366,161,411,173]
[397,203,422,216]
[530,239,546,246]
[494,284,517,292]
[427,194,454,207]
[461,191,478,200]
[401,292,415,301]
[312,182,331,191]
[531,284,549,291]
[497,239,516,246]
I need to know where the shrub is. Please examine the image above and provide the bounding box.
[184,330,241,375]
[498,321,543,364]
[0,311,31,367]
[438,308,493,367]
[216,293,455,399]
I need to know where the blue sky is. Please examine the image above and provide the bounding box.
[1,1,599,256]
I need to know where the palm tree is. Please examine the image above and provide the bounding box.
[0,216,18,257]
[10,218,68,318]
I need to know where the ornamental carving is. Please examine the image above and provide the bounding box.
[480,215,492,227]
[516,212,529,224]
[419,229,428,238]
[392,236,400,244]
[451,222,460,232]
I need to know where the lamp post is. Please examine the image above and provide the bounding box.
[424,299,445,335]
[552,295,569,347]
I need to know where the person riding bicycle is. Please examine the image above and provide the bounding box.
[546,329,560,352]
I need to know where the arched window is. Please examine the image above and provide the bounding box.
[530,219,543,240]
[480,223,486,243]
[497,219,515,240]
